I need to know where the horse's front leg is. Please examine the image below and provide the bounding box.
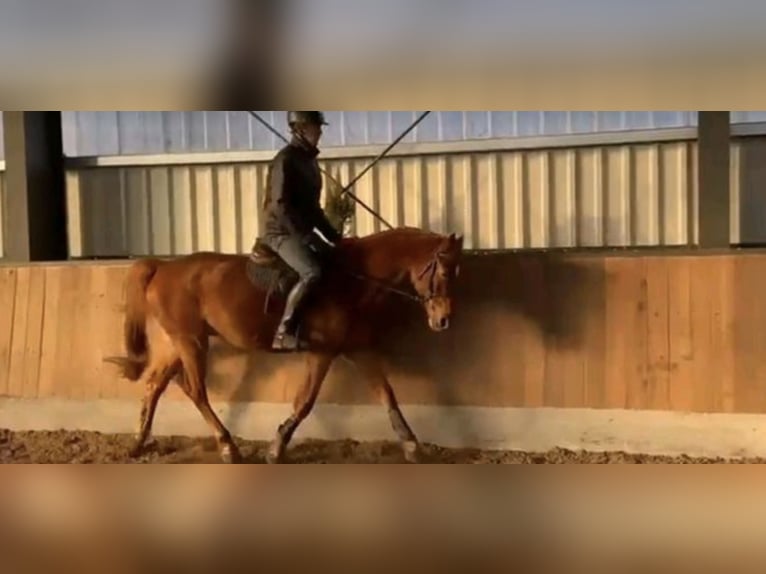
[267,350,336,464]
[346,350,421,463]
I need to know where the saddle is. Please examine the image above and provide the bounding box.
[245,235,344,316]
[246,238,298,313]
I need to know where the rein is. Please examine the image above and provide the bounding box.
[341,250,441,305]
[345,269,424,303]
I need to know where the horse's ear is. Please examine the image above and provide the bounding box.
[441,232,463,257]
[446,232,462,245]
[448,233,464,251]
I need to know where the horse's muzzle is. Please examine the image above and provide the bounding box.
[429,316,450,332]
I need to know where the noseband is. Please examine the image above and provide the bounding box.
[415,256,440,303]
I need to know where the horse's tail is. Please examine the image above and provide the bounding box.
[104,258,161,382]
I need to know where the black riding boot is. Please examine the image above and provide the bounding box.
[272,276,317,351]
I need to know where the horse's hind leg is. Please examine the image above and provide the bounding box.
[129,358,177,459]
[267,351,335,464]
[347,351,421,463]
[174,336,241,464]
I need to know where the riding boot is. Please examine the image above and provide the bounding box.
[272,276,316,351]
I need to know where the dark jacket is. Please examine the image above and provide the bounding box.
[262,138,342,244]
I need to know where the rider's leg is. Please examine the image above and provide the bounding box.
[270,235,323,350]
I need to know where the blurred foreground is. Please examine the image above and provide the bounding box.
[2,457,766,574]
[2,0,766,107]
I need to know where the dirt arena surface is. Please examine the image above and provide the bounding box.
[2,428,763,463]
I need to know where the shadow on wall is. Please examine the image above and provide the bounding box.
[371,251,608,406]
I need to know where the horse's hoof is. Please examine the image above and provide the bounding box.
[266,441,284,464]
[220,443,242,464]
[403,441,421,463]
[128,446,143,459]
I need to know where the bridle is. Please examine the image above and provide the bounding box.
[344,248,445,305]
[415,255,441,303]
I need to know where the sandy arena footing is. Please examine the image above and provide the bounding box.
[2,428,764,464]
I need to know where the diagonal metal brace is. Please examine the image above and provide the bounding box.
[248,111,431,231]
[337,111,430,199]
[247,110,394,229]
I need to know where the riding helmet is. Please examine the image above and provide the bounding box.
[287,111,328,127]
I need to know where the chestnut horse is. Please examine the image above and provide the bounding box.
[107,227,464,463]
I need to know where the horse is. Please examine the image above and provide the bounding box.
[106,226,464,464]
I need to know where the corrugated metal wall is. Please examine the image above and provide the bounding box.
[55,111,766,158]
[66,139,699,257]
[62,111,700,156]
[0,111,705,160]
[0,111,763,162]
[5,113,766,259]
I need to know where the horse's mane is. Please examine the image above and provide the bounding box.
[341,226,445,246]
[330,227,448,278]
[338,226,445,258]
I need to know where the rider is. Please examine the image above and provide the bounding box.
[260,111,343,351]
